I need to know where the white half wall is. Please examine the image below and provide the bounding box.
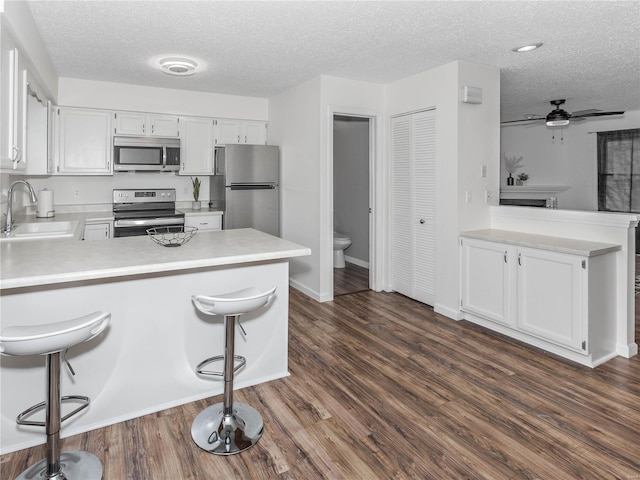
[500,109,640,211]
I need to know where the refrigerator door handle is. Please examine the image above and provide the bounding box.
[229,183,277,190]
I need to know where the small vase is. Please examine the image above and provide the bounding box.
[507,174,514,186]
[516,179,523,186]
[192,201,201,210]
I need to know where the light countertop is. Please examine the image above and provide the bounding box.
[460,229,621,257]
[1,228,310,290]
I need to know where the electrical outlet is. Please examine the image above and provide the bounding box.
[481,165,487,178]
[73,189,80,197]
[465,191,472,204]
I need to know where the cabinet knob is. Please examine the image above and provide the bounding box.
[419,219,425,224]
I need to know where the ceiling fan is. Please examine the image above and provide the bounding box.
[502,99,625,127]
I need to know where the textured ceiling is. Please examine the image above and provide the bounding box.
[25,0,640,122]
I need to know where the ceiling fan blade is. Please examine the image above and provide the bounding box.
[500,117,545,125]
[570,109,601,116]
[571,111,625,119]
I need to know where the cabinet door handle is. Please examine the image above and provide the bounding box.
[504,251,507,263]
[518,253,522,266]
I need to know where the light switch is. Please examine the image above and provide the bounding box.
[481,165,487,178]
[465,191,472,204]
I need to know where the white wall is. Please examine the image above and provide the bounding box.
[386,61,501,318]
[269,75,384,300]
[333,116,369,265]
[58,78,268,120]
[500,109,640,210]
[268,77,322,296]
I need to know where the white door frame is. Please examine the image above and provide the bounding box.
[325,105,384,301]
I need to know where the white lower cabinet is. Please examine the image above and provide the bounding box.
[460,238,510,326]
[515,247,584,352]
[461,236,617,366]
[185,213,222,232]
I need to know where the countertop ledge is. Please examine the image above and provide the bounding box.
[460,229,621,257]
[1,228,310,290]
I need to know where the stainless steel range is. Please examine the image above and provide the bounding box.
[113,188,184,238]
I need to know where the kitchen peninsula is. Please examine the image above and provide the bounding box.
[0,228,310,454]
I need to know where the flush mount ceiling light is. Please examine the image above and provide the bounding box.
[158,57,199,76]
[512,43,543,52]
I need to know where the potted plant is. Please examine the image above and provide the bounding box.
[503,153,525,186]
[191,177,201,210]
[517,172,529,186]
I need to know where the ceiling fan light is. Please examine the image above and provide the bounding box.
[546,119,570,127]
[512,43,543,53]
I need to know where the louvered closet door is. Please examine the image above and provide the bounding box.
[391,115,412,297]
[391,109,436,305]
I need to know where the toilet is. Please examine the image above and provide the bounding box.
[333,231,352,268]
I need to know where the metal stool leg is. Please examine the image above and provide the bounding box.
[191,315,264,455]
[16,352,103,480]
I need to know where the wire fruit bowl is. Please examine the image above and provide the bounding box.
[147,226,198,247]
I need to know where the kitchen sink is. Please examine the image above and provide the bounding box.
[1,221,80,241]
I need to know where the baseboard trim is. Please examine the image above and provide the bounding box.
[344,255,370,269]
[434,303,465,321]
[289,278,324,302]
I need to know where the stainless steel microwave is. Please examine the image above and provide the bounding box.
[113,136,180,172]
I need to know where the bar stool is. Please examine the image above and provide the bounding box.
[0,311,111,480]
[191,286,276,455]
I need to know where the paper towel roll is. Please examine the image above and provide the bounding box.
[36,189,55,218]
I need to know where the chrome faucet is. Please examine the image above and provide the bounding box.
[4,180,38,234]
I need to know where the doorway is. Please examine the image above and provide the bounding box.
[333,114,371,296]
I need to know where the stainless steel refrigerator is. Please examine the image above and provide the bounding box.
[209,144,280,236]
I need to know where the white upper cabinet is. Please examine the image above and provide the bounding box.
[54,106,113,175]
[114,111,180,137]
[24,80,53,175]
[1,28,27,172]
[215,119,267,145]
[179,116,215,175]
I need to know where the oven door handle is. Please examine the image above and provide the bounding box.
[115,217,184,227]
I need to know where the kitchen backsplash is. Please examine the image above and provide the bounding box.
[5,173,210,207]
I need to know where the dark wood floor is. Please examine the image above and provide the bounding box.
[334,261,369,296]
[2,287,639,479]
